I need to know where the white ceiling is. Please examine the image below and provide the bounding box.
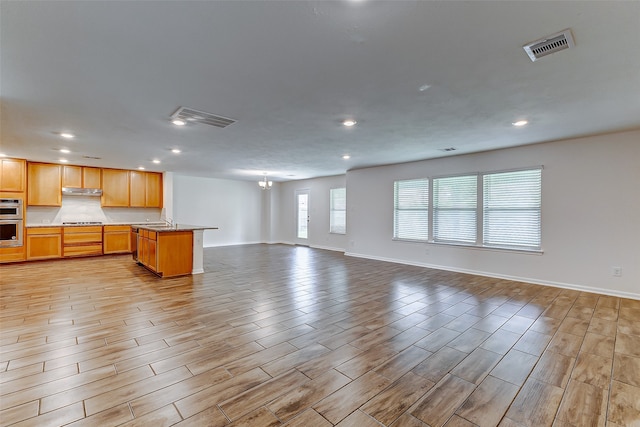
[2,1,639,182]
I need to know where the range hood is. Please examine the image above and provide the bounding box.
[62,187,103,196]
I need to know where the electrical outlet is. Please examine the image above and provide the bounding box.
[612,266,622,277]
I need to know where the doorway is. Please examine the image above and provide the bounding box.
[295,190,309,244]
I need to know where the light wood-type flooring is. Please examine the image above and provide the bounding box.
[1,244,639,427]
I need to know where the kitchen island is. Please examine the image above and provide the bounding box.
[131,224,217,278]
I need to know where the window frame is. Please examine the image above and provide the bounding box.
[393,178,430,242]
[432,173,479,245]
[482,167,542,251]
[391,167,543,253]
[329,187,347,235]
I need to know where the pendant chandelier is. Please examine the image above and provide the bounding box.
[258,175,273,190]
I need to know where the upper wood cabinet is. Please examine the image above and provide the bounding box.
[62,165,82,188]
[83,167,101,188]
[129,170,146,207]
[27,163,62,206]
[130,171,162,208]
[101,169,130,207]
[0,158,26,193]
[63,165,101,189]
[145,172,163,208]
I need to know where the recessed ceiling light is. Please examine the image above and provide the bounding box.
[343,119,357,127]
[59,159,68,163]
[60,133,75,139]
[152,159,161,164]
[172,119,186,126]
[512,120,528,127]
[171,148,181,154]
[60,148,70,154]
[342,154,351,160]
[138,166,145,170]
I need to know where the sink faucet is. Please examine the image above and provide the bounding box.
[164,217,174,227]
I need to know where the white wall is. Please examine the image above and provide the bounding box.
[278,175,347,252]
[345,129,640,299]
[172,174,264,247]
[166,130,638,299]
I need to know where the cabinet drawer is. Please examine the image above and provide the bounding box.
[104,225,131,233]
[64,226,103,234]
[64,232,103,245]
[27,227,62,235]
[64,244,103,257]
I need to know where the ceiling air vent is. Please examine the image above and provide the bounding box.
[523,29,575,62]
[170,106,236,128]
[439,147,457,152]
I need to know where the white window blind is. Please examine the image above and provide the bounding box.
[394,178,429,241]
[433,175,477,243]
[483,169,541,249]
[329,187,347,234]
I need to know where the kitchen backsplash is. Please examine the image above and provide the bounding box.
[26,196,162,225]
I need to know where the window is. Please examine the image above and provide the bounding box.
[433,175,478,244]
[394,178,429,241]
[483,169,541,250]
[329,187,346,234]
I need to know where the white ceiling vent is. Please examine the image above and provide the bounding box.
[170,107,236,128]
[523,29,575,62]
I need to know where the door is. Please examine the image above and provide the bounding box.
[295,190,309,244]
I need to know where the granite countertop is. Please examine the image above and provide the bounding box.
[26,222,165,228]
[132,224,218,232]
[25,222,217,231]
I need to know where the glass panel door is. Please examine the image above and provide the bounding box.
[296,190,309,241]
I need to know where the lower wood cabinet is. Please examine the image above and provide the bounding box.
[27,227,62,260]
[103,225,132,254]
[0,246,26,263]
[63,226,103,257]
[137,230,192,277]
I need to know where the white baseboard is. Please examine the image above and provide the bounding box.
[310,244,345,253]
[203,240,262,248]
[345,252,640,301]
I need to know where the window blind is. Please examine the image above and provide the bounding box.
[483,169,541,249]
[329,187,347,234]
[433,175,477,243]
[394,178,429,241]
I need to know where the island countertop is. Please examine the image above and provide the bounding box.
[131,224,218,232]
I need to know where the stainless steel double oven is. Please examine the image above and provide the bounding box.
[0,198,23,247]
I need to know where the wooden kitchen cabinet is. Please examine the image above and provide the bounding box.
[135,229,191,277]
[130,171,162,208]
[83,167,101,188]
[63,165,101,189]
[27,163,62,206]
[63,226,103,257]
[27,227,62,260]
[145,172,163,208]
[0,246,26,263]
[62,165,82,188]
[104,225,132,254]
[129,171,146,207]
[101,169,130,207]
[0,158,26,192]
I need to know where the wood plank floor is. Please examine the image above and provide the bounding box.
[1,244,639,427]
